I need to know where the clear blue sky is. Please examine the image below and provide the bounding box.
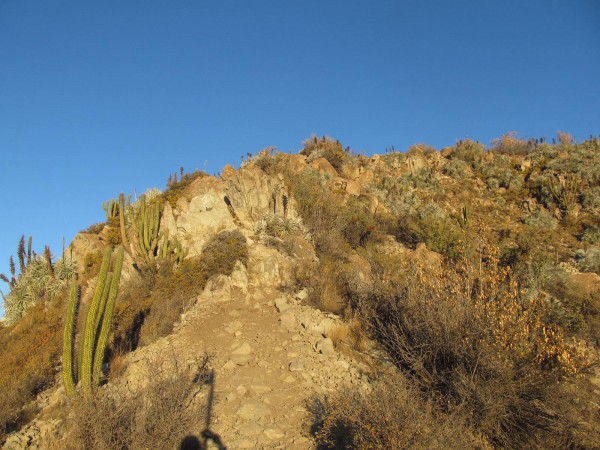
[1,1,599,303]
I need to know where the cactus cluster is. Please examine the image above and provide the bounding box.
[102,198,119,220]
[102,191,189,267]
[132,195,163,262]
[548,173,580,217]
[63,246,124,396]
[159,229,189,264]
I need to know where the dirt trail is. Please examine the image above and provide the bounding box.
[122,245,375,450]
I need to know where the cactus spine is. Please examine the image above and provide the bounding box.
[62,281,80,396]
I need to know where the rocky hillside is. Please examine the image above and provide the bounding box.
[2,133,600,449]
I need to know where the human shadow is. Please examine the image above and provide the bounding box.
[179,369,227,450]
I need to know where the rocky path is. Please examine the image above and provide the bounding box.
[122,246,376,450]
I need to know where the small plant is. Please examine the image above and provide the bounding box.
[2,237,76,323]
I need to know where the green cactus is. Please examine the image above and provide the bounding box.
[133,196,163,262]
[158,229,188,264]
[102,198,119,220]
[118,193,131,255]
[78,246,124,395]
[92,246,124,386]
[62,281,80,396]
[548,173,580,217]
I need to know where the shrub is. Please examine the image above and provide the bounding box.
[364,250,591,448]
[0,297,65,440]
[451,139,486,168]
[61,354,211,450]
[138,230,248,345]
[255,213,304,238]
[300,136,348,171]
[82,222,105,235]
[310,373,488,450]
[575,247,600,275]
[491,131,534,156]
[163,170,206,207]
[522,208,558,230]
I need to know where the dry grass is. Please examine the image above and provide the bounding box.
[310,372,490,450]
[0,297,64,441]
[362,246,594,448]
[59,353,211,450]
[327,317,368,353]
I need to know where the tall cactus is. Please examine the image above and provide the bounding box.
[92,246,124,386]
[118,193,131,255]
[62,281,80,396]
[78,246,124,396]
[133,196,163,262]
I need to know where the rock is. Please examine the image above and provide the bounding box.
[310,157,338,177]
[264,428,285,440]
[279,311,297,332]
[274,297,289,312]
[289,358,305,372]
[224,320,242,334]
[229,260,249,294]
[176,190,237,256]
[295,288,309,301]
[236,399,272,420]
[250,384,272,394]
[230,437,256,449]
[222,360,236,370]
[231,342,253,365]
[315,338,335,355]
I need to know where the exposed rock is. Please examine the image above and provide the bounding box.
[236,399,272,420]
[310,157,338,178]
[315,338,335,355]
[177,190,237,256]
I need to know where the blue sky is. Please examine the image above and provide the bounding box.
[1,1,599,306]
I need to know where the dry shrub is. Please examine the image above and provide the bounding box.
[163,170,206,207]
[327,316,368,353]
[301,136,348,171]
[365,245,593,448]
[62,353,210,450]
[0,297,64,440]
[491,131,534,156]
[139,230,248,345]
[310,373,489,450]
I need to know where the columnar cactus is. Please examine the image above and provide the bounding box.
[133,196,163,262]
[68,246,125,396]
[118,193,131,255]
[92,246,124,386]
[62,281,80,396]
